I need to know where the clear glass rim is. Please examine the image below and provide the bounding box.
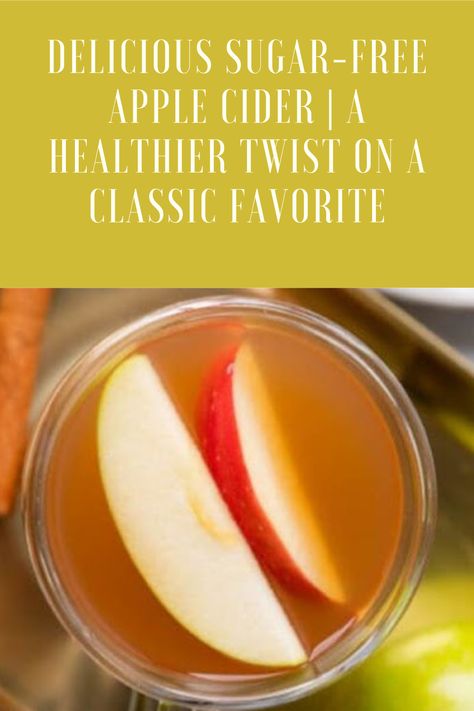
[22,295,437,709]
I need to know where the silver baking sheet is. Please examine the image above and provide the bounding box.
[1,289,473,711]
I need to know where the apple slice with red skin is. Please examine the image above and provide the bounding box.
[98,354,306,667]
[198,342,345,603]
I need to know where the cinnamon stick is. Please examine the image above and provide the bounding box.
[0,289,51,515]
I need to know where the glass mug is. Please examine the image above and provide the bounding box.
[22,297,436,710]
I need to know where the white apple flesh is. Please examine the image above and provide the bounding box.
[97,354,306,668]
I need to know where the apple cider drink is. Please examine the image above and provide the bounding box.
[24,298,435,701]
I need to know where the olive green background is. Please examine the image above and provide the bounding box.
[1,1,473,285]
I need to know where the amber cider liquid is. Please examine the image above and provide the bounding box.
[45,315,403,678]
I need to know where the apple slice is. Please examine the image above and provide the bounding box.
[97,354,306,668]
[198,342,345,603]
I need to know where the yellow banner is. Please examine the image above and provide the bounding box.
[1,1,472,285]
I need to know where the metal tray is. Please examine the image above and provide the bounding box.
[1,289,473,711]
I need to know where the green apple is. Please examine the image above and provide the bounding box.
[290,622,474,711]
[394,576,474,639]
